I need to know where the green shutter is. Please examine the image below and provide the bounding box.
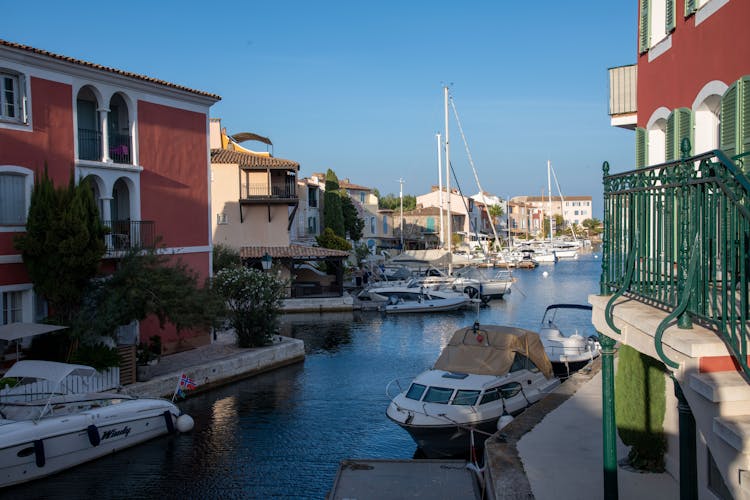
[741,77,750,156]
[676,108,693,157]
[635,127,648,168]
[666,0,675,33]
[666,112,676,161]
[685,0,696,16]
[639,0,650,54]
[721,83,738,159]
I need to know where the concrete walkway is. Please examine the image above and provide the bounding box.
[126,330,305,399]
[483,359,679,499]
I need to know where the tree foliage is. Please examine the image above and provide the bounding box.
[72,247,221,348]
[341,195,364,241]
[213,244,241,274]
[316,227,352,251]
[213,266,287,348]
[488,204,504,219]
[615,344,667,472]
[378,193,416,211]
[582,218,603,235]
[324,169,345,237]
[14,170,106,324]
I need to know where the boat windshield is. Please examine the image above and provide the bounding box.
[423,386,453,404]
[451,390,480,406]
[405,383,426,401]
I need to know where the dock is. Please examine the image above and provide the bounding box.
[327,459,481,500]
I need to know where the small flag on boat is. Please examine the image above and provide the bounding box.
[172,373,198,401]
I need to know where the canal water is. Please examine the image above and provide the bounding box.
[7,252,601,499]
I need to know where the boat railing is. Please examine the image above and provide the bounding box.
[385,377,415,401]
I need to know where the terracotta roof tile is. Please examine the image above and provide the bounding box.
[211,149,299,170]
[1,39,220,101]
[240,245,349,259]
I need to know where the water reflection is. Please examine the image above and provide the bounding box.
[7,254,601,499]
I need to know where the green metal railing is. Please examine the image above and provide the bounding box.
[601,140,750,375]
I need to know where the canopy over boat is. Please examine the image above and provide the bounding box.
[433,324,553,379]
[4,360,97,387]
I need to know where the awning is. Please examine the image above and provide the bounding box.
[231,132,273,146]
[0,323,67,342]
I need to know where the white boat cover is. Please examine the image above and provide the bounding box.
[4,360,97,387]
[391,250,451,267]
[433,324,554,379]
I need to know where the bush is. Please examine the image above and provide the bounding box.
[615,344,667,471]
[213,267,287,348]
[213,244,240,274]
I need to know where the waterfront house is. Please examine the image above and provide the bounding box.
[338,178,396,251]
[416,187,480,246]
[510,195,593,230]
[292,174,324,246]
[0,39,220,380]
[596,1,750,497]
[209,122,349,298]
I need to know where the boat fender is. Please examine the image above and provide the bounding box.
[34,439,45,467]
[176,414,195,433]
[163,410,176,434]
[87,424,101,447]
[497,414,514,431]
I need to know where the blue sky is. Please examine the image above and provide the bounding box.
[4,1,637,218]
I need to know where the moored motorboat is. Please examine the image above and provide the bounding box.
[386,323,560,457]
[0,360,193,488]
[539,304,600,377]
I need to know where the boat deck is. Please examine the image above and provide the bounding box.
[327,459,481,500]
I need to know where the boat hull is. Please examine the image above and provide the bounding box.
[0,399,180,488]
[390,416,501,458]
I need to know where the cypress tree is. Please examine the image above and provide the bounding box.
[324,169,345,237]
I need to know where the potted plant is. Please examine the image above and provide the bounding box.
[136,335,162,382]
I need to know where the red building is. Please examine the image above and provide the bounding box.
[0,40,220,357]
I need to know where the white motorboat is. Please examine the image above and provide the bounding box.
[386,323,560,457]
[382,291,470,313]
[0,360,193,488]
[449,266,513,303]
[539,304,600,377]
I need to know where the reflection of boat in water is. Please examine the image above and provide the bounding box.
[539,304,600,377]
[386,322,560,457]
[0,360,193,488]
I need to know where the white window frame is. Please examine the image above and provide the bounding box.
[1,284,33,325]
[0,166,33,231]
[0,68,28,126]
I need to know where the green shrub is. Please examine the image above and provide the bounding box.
[615,344,667,471]
[213,267,287,348]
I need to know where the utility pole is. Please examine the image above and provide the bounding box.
[436,133,444,248]
[398,177,404,251]
[444,85,452,274]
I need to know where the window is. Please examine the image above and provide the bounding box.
[480,388,501,405]
[720,77,750,160]
[370,217,375,234]
[451,390,480,406]
[0,70,26,123]
[307,217,317,234]
[665,108,693,161]
[359,192,365,204]
[510,353,540,373]
[405,383,426,401]
[216,213,228,225]
[308,187,318,208]
[423,386,453,404]
[0,170,31,226]
[2,291,23,324]
[382,216,388,234]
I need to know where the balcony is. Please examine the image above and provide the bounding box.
[608,64,637,129]
[109,132,131,164]
[78,128,102,161]
[104,219,156,254]
[240,183,298,203]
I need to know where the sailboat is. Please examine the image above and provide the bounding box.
[542,160,578,260]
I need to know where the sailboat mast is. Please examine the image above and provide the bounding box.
[444,86,452,274]
[547,159,553,242]
[436,132,444,249]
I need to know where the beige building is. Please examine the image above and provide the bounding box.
[209,119,299,250]
[339,178,395,249]
[416,187,479,244]
[510,195,593,227]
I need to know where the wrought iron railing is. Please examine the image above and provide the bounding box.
[103,220,156,254]
[108,132,131,164]
[241,183,297,199]
[601,140,750,375]
[78,128,102,161]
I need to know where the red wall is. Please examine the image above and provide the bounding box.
[637,0,750,126]
[0,76,74,285]
[137,101,209,249]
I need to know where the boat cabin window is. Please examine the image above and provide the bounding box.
[510,353,540,373]
[499,382,523,399]
[480,388,501,405]
[405,383,427,401]
[442,372,469,380]
[451,390,480,406]
[423,386,453,404]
